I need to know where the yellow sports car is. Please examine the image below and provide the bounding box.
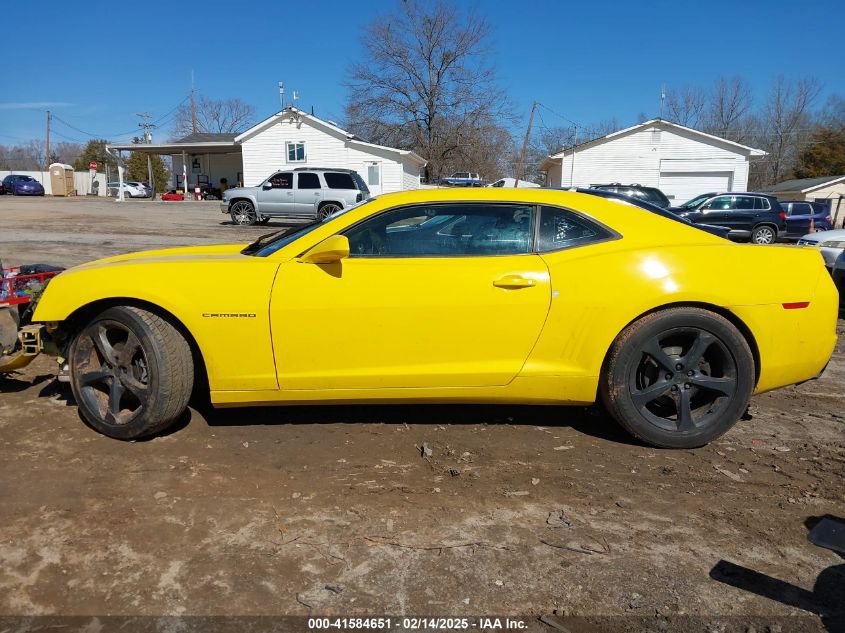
[32,189,837,447]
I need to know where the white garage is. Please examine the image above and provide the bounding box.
[541,119,766,204]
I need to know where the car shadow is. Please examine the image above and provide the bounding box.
[190,396,645,447]
[1,373,53,393]
[710,515,845,633]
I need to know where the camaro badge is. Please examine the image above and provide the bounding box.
[202,313,256,318]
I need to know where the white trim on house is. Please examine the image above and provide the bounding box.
[541,118,766,169]
[235,106,427,166]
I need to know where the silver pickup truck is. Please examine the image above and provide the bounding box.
[221,168,369,225]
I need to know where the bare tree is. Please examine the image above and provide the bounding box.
[755,76,822,186]
[51,142,84,165]
[703,76,753,142]
[171,96,256,138]
[344,0,513,179]
[664,86,706,127]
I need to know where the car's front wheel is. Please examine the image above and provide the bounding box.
[230,200,258,225]
[600,307,754,448]
[751,224,776,244]
[69,306,194,440]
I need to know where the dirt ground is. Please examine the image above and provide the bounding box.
[0,196,843,631]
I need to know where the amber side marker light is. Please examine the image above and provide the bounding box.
[782,302,810,309]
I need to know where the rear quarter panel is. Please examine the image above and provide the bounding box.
[528,234,836,400]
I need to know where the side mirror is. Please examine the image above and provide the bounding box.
[262,183,273,190]
[297,235,350,264]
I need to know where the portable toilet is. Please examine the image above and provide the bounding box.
[49,163,75,196]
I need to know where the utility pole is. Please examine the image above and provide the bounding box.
[44,110,51,170]
[136,113,156,200]
[191,70,197,134]
[569,125,578,187]
[514,101,537,188]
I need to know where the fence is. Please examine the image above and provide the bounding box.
[0,170,108,197]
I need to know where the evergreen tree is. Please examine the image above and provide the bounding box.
[126,152,170,194]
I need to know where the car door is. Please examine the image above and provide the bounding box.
[785,202,812,237]
[698,195,735,230]
[269,202,551,390]
[294,172,323,215]
[255,172,294,215]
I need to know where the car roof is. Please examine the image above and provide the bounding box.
[292,167,357,173]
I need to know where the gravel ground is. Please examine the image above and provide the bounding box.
[0,196,843,632]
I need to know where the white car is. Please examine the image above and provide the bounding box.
[107,182,148,198]
[797,228,845,270]
[487,177,540,188]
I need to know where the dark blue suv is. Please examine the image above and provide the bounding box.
[780,200,833,239]
[670,192,786,244]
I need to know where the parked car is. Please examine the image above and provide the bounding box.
[0,181,6,195]
[832,251,845,294]
[797,228,845,271]
[221,168,369,226]
[160,190,185,201]
[441,172,484,187]
[107,182,148,198]
[126,181,153,198]
[590,183,671,208]
[33,188,837,448]
[561,187,730,239]
[487,178,540,188]
[670,192,786,244]
[2,175,45,196]
[780,200,833,239]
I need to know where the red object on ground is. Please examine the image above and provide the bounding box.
[1,267,62,306]
[161,192,185,201]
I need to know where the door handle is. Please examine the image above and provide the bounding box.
[493,275,536,289]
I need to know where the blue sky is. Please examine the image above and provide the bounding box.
[1,0,843,146]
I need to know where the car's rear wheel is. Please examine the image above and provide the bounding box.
[317,203,341,220]
[69,306,194,440]
[600,307,754,448]
[230,200,257,225]
[751,225,776,244]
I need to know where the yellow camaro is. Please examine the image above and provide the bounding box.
[32,189,837,447]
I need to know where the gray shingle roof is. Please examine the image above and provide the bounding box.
[762,175,845,193]
[174,132,238,143]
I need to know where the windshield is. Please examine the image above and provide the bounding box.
[677,193,712,209]
[245,198,377,257]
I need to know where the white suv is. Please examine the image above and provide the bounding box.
[221,168,369,225]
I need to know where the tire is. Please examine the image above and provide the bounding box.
[600,307,754,449]
[317,203,342,220]
[750,224,776,245]
[230,200,257,225]
[69,306,194,440]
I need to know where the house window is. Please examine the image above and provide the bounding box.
[287,142,306,162]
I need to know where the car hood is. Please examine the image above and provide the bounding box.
[68,243,251,271]
[799,228,845,243]
[223,186,260,197]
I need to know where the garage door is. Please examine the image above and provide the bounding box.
[659,171,733,205]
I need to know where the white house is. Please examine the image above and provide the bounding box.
[236,107,425,195]
[108,106,426,196]
[540,119,767,204]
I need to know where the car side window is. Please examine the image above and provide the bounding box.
[344,203,534,257]
[753,197,771,211]
[790,202,811,215]
[703,196,732,210]
[538,206,613,252]
[734,196,755,210]
[268,173,293,189]
[297,173,321,189]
